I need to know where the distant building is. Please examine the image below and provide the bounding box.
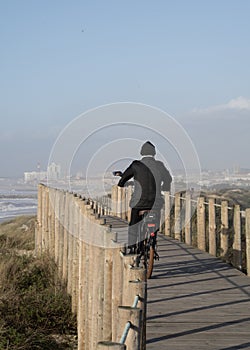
[24,171,47,183]
[47,162,61,181]
[24,162,61,183]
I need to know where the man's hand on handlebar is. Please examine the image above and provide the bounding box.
[112,171,123,177]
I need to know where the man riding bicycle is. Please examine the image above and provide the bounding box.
[117,141,172,253]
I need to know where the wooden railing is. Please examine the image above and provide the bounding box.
[110,185,250,276]
[35,184,146,350]
[35,184,250,349]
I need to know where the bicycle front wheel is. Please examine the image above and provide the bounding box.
[147,246,154,279]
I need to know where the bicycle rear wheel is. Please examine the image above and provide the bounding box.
[147,246,154,279]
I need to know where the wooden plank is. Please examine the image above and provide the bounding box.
[147,234,250,350]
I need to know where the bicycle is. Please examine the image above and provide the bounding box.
[113,171,160,279]
[133,209,159,279]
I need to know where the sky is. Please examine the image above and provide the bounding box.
[0,0,250,177]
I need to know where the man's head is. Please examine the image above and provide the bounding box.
[140,141,156,156]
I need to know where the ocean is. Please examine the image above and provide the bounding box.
[0,176,114,224]
[0,179,38,223]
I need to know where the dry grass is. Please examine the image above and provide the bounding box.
[0,216,77,350]
[0,215,35,251]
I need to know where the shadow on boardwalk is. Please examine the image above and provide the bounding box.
[147,234,250,350]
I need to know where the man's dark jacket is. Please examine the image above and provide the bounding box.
[118,156,172,209]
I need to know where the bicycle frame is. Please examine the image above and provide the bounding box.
[135,210,159,278]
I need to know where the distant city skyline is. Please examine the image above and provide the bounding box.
[0,1,250,177]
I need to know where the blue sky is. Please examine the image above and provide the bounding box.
[1,1,250,177]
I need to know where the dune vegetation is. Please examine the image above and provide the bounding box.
[0,216,77,350]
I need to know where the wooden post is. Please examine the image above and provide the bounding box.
[208,198,216,256]
[121,187,126,220]
[47,188,52,254]
[122,255,138,306]
[129,267,147,350]
[86,206,95,350]
[97,342,126,349]
[49,188,56,258]
[164,191,171,236]
[54,189,60,265]
[58,190,65,278]
[221,200,229,257]
[197,197,206,251]
[103,232,113,341]
[90,241,105,348]
[41,184,45,252]
[75,198,82,313]
[112,248,124,342]
[71,197,79,315]
[111,185,118,216]
[174,192,181,240]
[117,307,142,349]
[233,205,242,269]
[78,199,88,350]
[184,191,191,245]
[128,268,146,303]
[62,191,69,283]
[42,186,49,252]
[245,209,250,276]
[117,186,122,218]
[81,201,92,349]
[35,184,43,255]
[87,210,105,348]
[67,194,74,296]
[40,185,46,252]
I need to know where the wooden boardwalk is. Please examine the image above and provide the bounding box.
[147,234,250,350]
